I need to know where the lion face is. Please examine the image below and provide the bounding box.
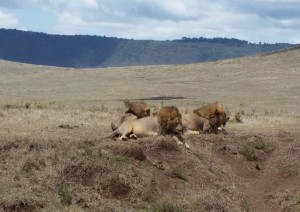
[125,102,150,118]
[194,102,226,120]
[156,106,183,135]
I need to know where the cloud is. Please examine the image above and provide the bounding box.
[0,10,19,28]
[0,0,39,8]
[1,0,300,43]
[43,0,98,11]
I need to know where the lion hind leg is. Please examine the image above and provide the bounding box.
[104,129,120,140]
[129,134,138,139]
[119,136,128,141]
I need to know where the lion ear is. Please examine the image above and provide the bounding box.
[194,109,203,117]
[193,109,199,116]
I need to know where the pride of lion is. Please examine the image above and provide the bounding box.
[109,101,229,146]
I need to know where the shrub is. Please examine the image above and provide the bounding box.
[123,99,131,108]
[58,187,73,206]
[232,111,243,123]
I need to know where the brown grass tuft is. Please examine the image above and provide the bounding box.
[110,143,146,161]
[154,136,180,152]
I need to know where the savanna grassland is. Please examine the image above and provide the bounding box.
[0,47,300,211]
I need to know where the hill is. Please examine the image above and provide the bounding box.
[0,45,299,114]
[0,47,300,211]
[0,28,296,68]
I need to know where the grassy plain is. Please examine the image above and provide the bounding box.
[0,47,300,211]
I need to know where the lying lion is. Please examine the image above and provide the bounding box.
[194,102,226,120]
[111,113,137,131]
[183,104,230,134]
[109,106,188,147]
[182,111,215,134]
[111,102,150,131]
[125,102,150,118]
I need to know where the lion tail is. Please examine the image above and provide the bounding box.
[103,130,119,140]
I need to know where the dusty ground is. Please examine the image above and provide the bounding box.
[0,47,300,211]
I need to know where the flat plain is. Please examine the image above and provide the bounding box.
[0,47,300,211]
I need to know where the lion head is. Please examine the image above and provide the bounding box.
[156,106,183,135]
[125,102,150,118]
[194,102,229,128]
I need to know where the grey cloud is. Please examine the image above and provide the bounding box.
[93,0,203,21]
[1,0,300,43]
[0,0,37,8]
[0,1,23,8]
[227,0,300,19]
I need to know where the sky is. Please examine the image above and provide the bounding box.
[0,0,300,44]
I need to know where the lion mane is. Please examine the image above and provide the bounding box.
[125,102,150,119]
[156,106,183,135]
[193,102,228,128]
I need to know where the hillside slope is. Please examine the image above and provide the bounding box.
[0,29,296,68]
[0,46,299,114]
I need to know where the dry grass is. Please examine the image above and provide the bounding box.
[0,104,299,211]
[0,47,300,211]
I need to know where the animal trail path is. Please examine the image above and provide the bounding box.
[212,139,299,212]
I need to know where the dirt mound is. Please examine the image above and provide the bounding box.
[109,143,146,161]
[1,111,299,211]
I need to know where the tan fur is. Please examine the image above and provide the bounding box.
[182,111,213,134]
[194,102,229,128]
[110,106,183,140]
[111,113,137,131]
[184,103,230,134]
[125,102,150,118]
[111,102,149,131]
[194,102,226,120]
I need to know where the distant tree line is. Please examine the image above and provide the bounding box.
[176,37,249,45]
[0,28,296,68]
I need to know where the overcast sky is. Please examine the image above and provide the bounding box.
[0,0,299,44]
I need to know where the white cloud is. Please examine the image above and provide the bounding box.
[43,0,98,11]
[0,10,19,28]
[1,0,300,43]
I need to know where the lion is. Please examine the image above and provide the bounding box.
[111,113,137,131]
[183,103,230,134]
[125,102,150,118]
[109,106,188,147]
[110,102,150,131]
[182,111,215,134]
[156,106,183,135]
[193,102,226,120]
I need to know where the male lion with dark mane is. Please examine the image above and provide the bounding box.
[183,102,229,134]
[109,106,187,147]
